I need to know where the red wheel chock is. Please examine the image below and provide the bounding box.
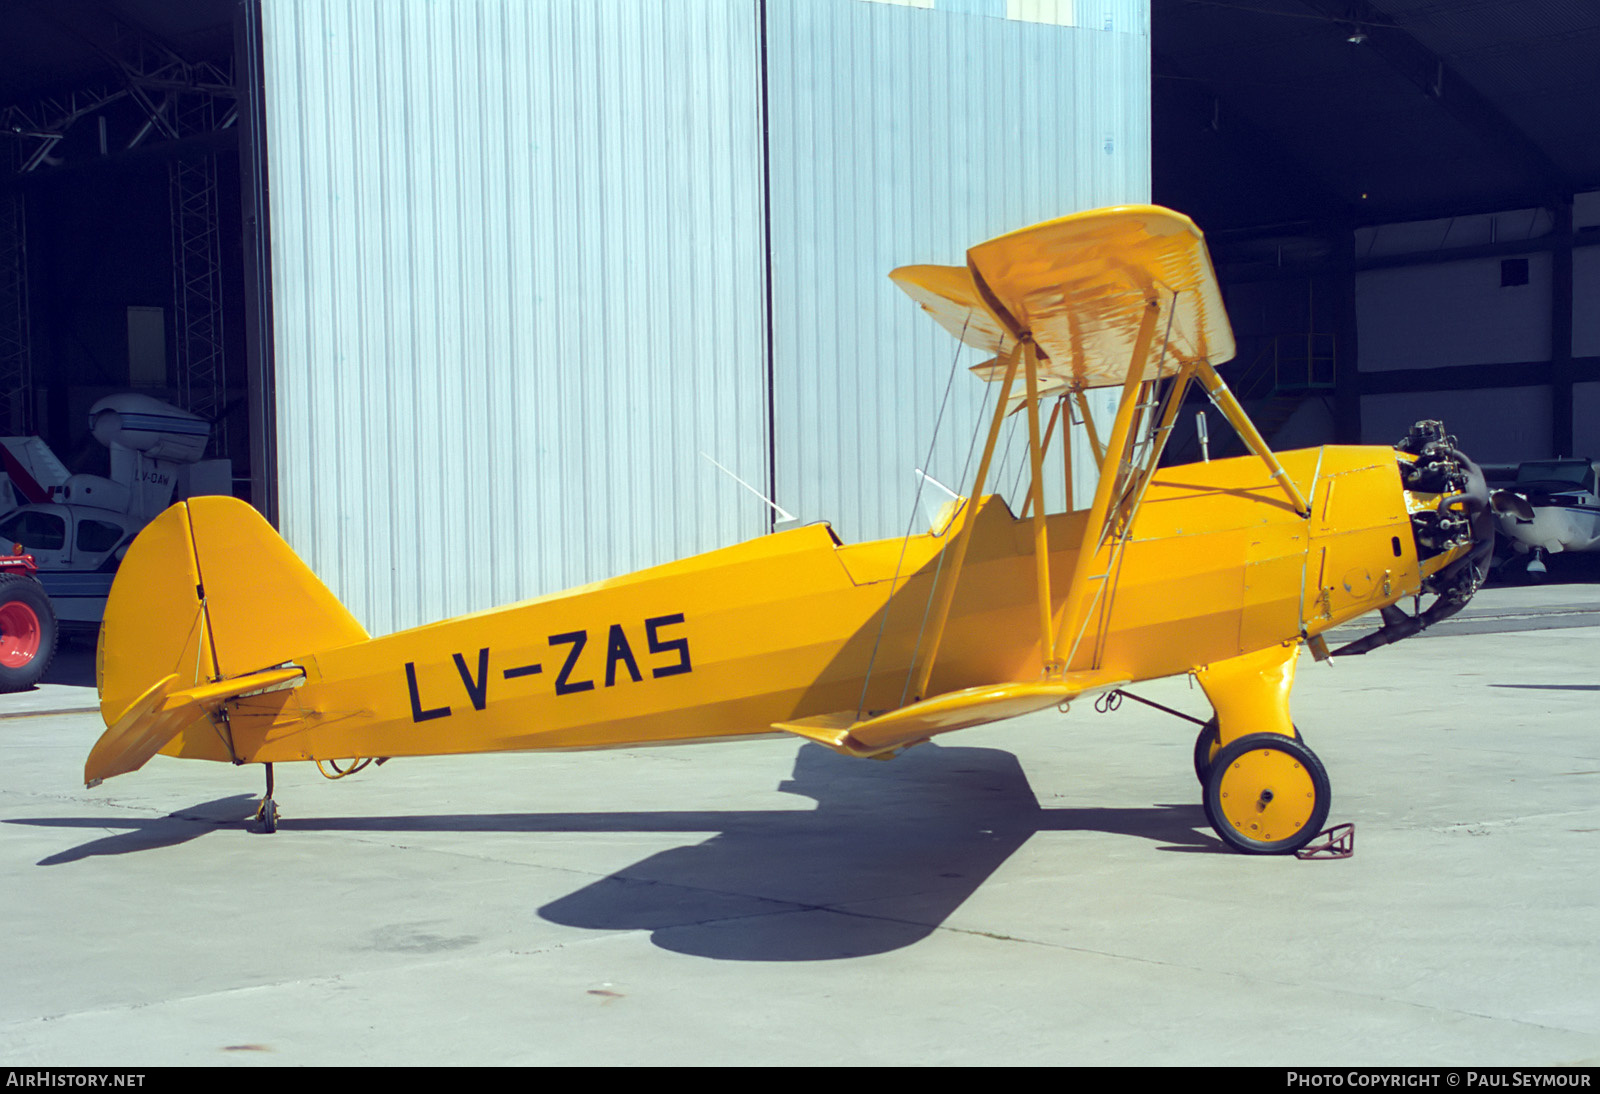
[1295,822,1354,860]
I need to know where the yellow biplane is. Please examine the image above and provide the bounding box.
[84,205,1492,854]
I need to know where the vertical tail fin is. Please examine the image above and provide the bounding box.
[97,496,368,731]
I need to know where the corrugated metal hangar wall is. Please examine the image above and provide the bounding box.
[259,0,1151,636]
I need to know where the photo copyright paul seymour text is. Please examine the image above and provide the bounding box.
[1287,1075,1592,1088]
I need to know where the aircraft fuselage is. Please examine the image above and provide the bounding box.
[160,444,1421,766]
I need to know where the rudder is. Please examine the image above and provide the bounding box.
[98,496,369,729]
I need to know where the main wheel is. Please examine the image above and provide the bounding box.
[1193,718,1303,786]
[1193,718,1221,785]
[0,574,57,693]
[1203,732,1330,854]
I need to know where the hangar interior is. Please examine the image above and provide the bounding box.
[1151,0,1600,467]
[0,0,246,485]
[0,0,1597,632]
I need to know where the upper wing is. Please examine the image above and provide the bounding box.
[890,205,1235,392]
[887,263,1011,357]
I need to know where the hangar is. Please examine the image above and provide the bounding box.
[1,0,1596,634]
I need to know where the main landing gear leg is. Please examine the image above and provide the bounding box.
[1192,642,1330,854]
[255,763,279,834]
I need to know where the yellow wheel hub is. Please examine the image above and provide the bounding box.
[1215,746,1316,842]
[1203,731,1331,853]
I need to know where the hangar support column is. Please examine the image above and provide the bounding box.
[235,0,276,524]
[1332,222,1360,445]
[1551,197,1574,458]
[169,84,234,460]
[0,146,30,436]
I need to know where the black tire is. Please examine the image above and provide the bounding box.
[1203,732,1331,855]
[0,574,58,693]
[1193,717,1302,786]
[1193,718,1221,786]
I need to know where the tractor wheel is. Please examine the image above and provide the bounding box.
[0,574,58,693]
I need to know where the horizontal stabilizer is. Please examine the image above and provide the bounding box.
[85,666,304,787]
[773,676,1125,757]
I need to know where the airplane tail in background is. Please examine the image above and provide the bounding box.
[90,497,370,785]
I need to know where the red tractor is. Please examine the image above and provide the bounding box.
[0,547,58,692]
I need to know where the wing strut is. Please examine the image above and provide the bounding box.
[1060,396,1074,512]
[1020,396,1064,519]
[1074,390,1105,468]
[907,341,1023,703]
[1053,299,1163,672]
[1022,341,1058,668]
[889,205,1286,692]
[1191,358,1311,517]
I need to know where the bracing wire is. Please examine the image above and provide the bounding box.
[994,410,1022,508]
[951,349,994,502]
[1070,290,1184,670]
[1007,412,1033,505]
[854,314,976,720]
[1105,289,1181,540]
[895,339,1005,709]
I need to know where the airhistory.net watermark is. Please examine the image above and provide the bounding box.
[5,1074,145,1088]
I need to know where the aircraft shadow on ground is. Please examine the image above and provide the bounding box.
[8,794,260,864]
[527,744,1218,961]
[10,745,1222,960]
